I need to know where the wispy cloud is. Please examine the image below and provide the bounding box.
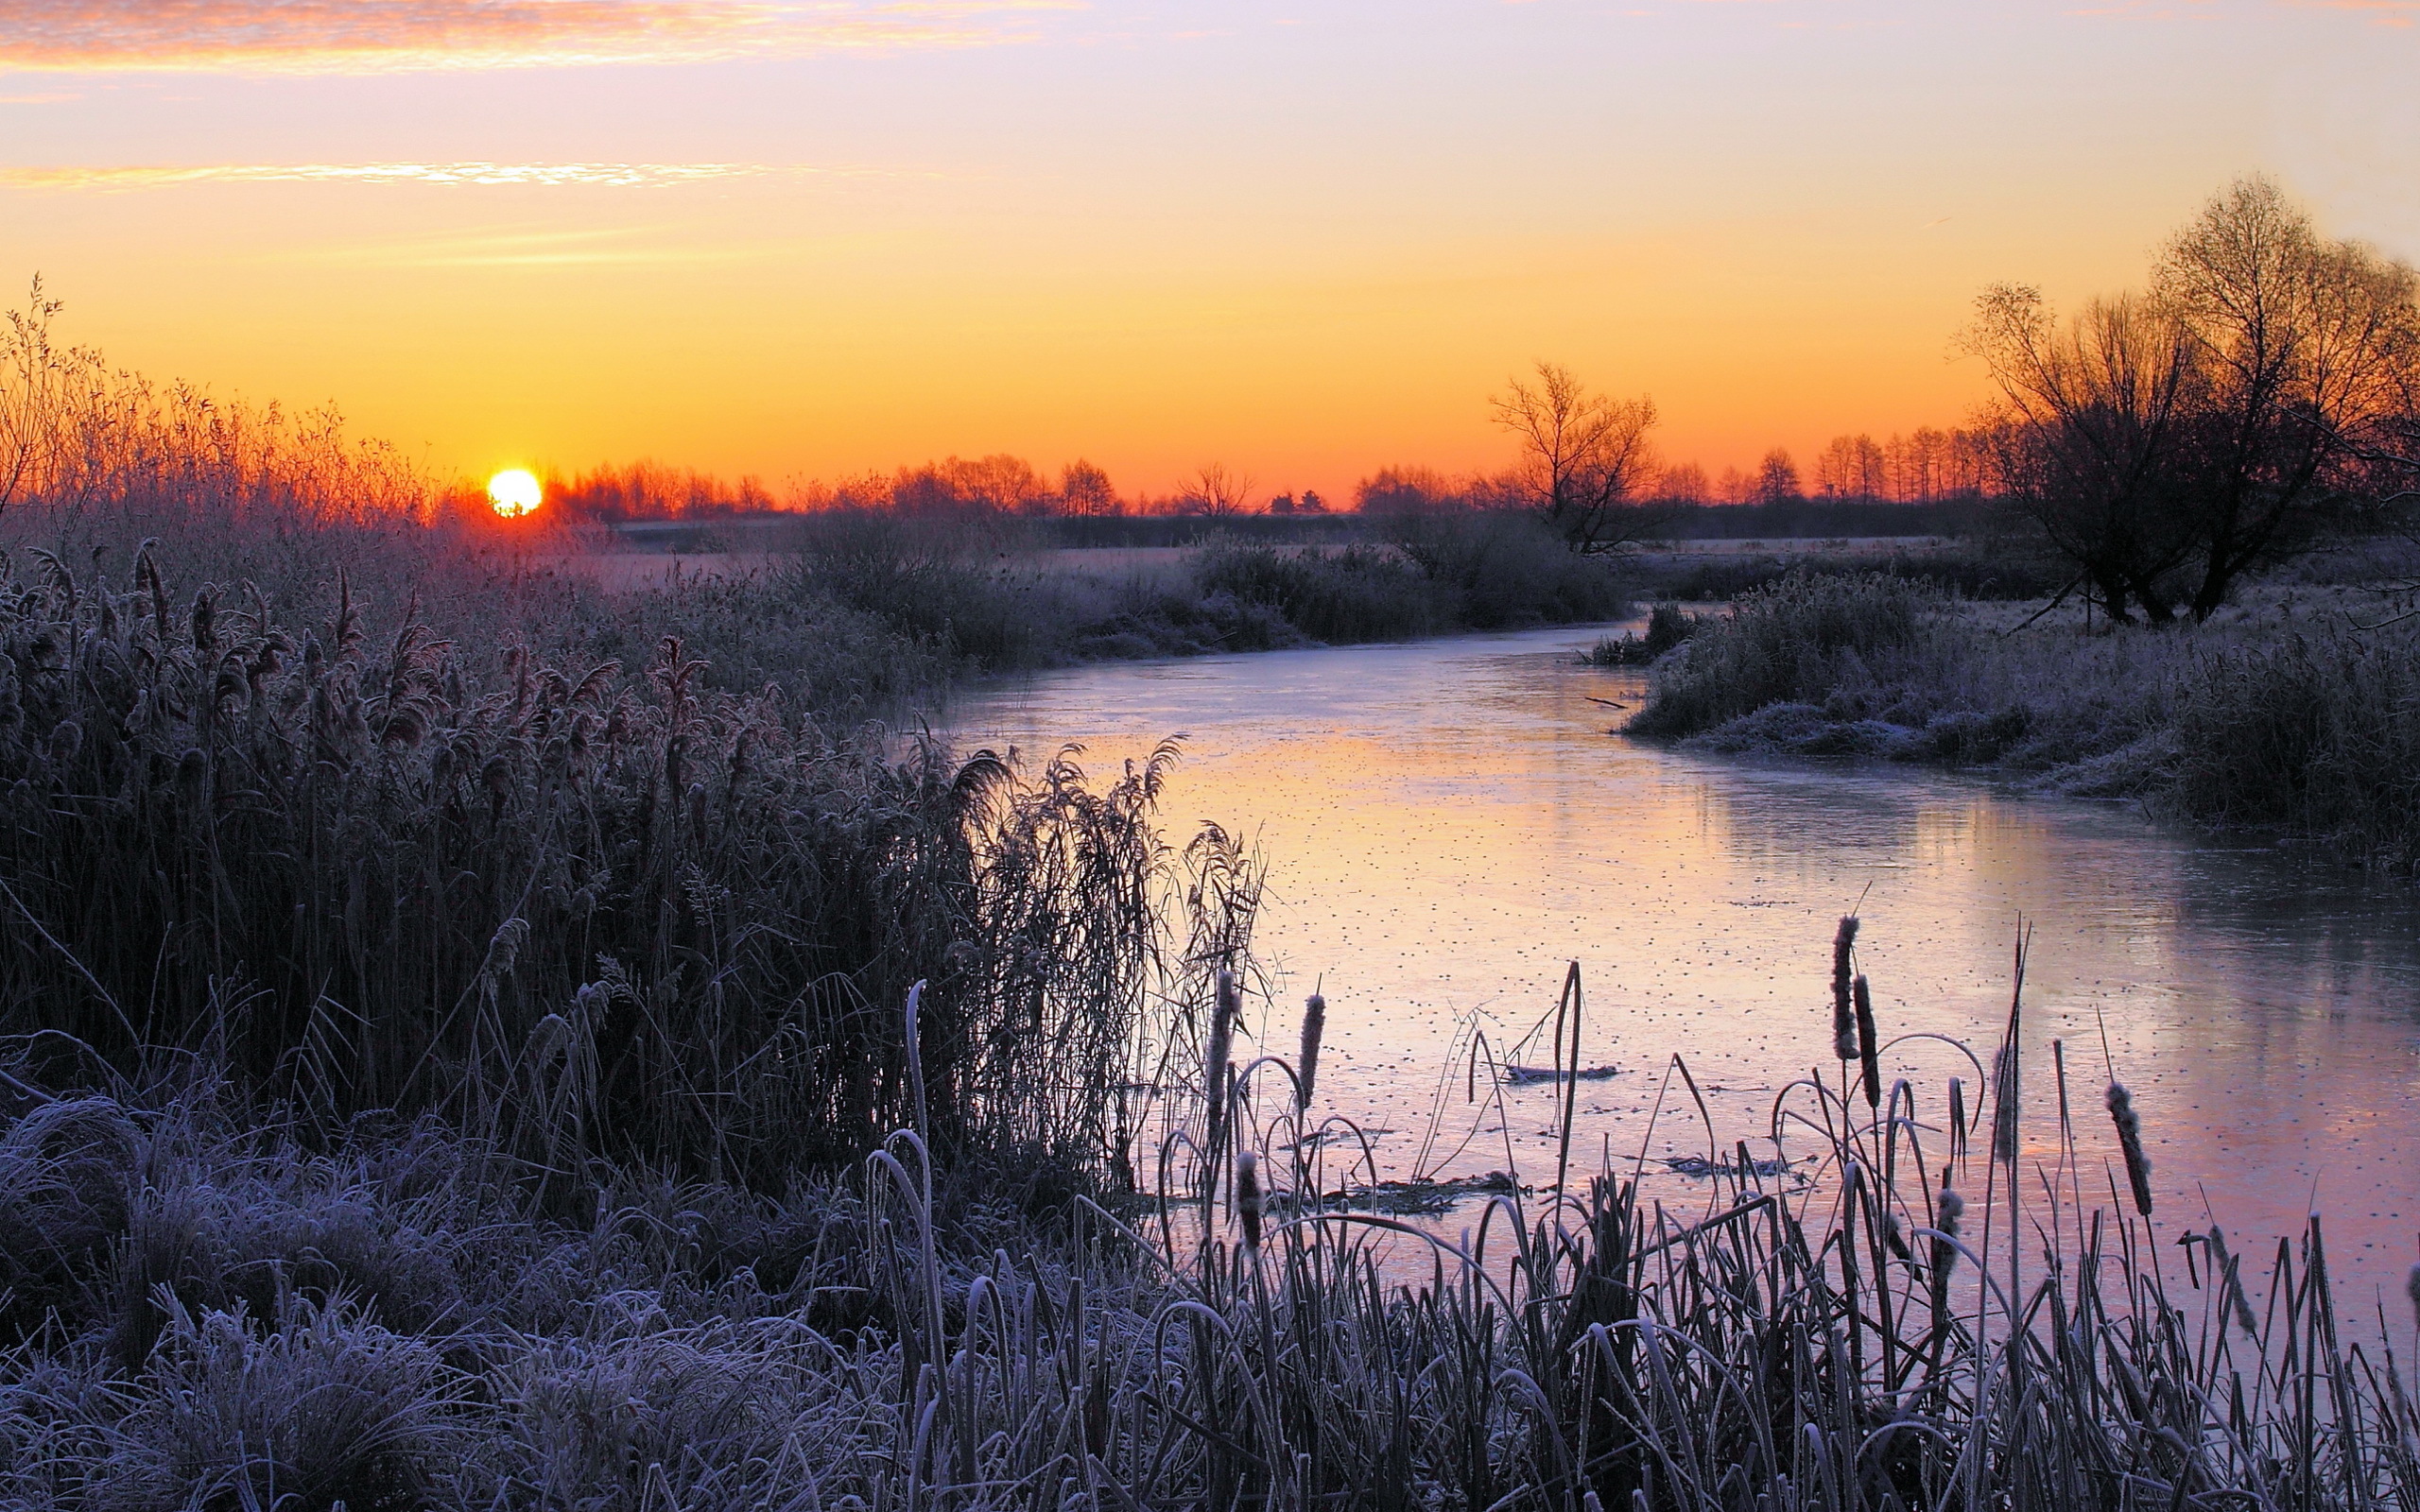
[0,161,901,190]
[311,225,773,266]
[2287,0,2418,22]
[0,1,1079,75]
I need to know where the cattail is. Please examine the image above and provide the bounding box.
[2210,1225,2258,1336]
[1853,973,1881,1108]
[1235,1149,1264,1250]
[1831,916,1859,1059]
[1931,1186,1964,1278]
[1883,1211,1911,1263]
[1297,992,1325,1111]
[1204,969,1236,1154]
[1990,1042,2018,1167]
[2105,1082,2153,1217]
[2406,1262,2420,1330]
[1947,1076,1966,1160]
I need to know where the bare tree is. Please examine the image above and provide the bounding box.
[1058,458,1119,516]
[1181,462,1254,518]
[1964,286,2204,622]
[1753,448,1800,505]
[0,278,71,516]
[1970,178,2420,624]
[1489,361,1662,553]
[2152,176,2420,617]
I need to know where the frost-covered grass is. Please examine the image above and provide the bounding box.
[1629,569,2420,869]
[8,935,2420,1509]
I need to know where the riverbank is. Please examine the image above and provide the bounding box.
[6,522,2418,1504]
[1623,562,2420,871]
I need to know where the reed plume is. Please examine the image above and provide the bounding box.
[1296,991,1324,1111]
[1831,915,1859,1059]
[2104,1081,2153,1216]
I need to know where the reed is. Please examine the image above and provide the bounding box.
[0,548,1201,1192]
[4,919,2414,1509]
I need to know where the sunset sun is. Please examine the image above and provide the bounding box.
[487,469,542,517]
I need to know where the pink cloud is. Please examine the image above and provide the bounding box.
[0,1,1076,73]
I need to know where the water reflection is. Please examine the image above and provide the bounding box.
[945,626,2420,1298]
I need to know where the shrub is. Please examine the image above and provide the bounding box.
[1387,510,1632,627]
[1583,602,1702,665]
[1629,570,1930,737]
[2159,622,2420,866]
[1193,541,1448,643]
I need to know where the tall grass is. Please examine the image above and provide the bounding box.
[1625,570,1930,738]
[1625,569,2420,867]
[5,927,2415,1508]
[0,550,1203,1188]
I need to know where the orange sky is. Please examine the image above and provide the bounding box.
[3,1,2415,503]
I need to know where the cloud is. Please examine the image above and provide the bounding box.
[0,161,867,189]
[0,1,1078,74]
[2286,0,2418,20]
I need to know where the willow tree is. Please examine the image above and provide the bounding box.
[1968,177,2419,623]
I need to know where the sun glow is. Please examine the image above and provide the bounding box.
[488,469,543,517]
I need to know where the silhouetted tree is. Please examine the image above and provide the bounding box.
[1754,449,1801,505]
[1490,361,1663,553]
[1058,458,1119,515]
[2155,177,2420,616]
[1969,176,2420,622]
[1181,462,1253,517]
[1966,288,2203,622]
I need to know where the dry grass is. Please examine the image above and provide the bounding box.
[4,924,2416,1509]
[1629,568,2420,868]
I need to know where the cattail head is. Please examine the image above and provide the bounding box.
[2406,1262,2420,1329]
[1990,1042,2018,1166]
[2211,1225,2258,1336]
[1931,1186,1963,1280]
[1852,973,1881,1108]
[2106,1082,2154,1217]
[1831,916,1859,1059]
[1204,969,1236,1143]
[1235,1149,1264,1250]
[1297,992,1325,1111]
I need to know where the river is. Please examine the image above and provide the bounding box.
[945,623,2420,1303]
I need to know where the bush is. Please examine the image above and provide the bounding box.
[1628,571,1930,738]
[1583,602,1702,665]
[1387,511,1632,627]
[779,510,1064,671]
[2158,622,2420,866]
[1193,541,1449,643]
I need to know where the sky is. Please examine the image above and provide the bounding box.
[2,1,2416,504]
